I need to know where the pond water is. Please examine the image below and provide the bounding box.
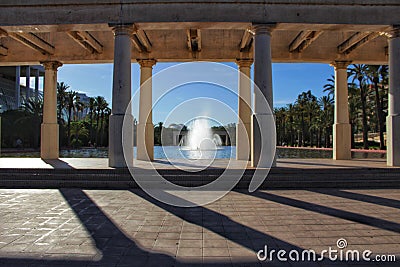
[0,146,235,159]
[0,146,385,159]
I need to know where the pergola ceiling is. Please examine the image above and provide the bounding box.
[0,22,392,65]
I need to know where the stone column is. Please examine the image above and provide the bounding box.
[236,59,252,160]
[251,24,276,168]
[332,61,352,160]
[34,69,40,102]
[41,61,62,159]
[137,59,156,161]
[15,66,20,109]
[387,26,400,166]
[109,24,134,168]
[26,66,31,99]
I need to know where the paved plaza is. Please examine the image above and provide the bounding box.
[0,188,399,266]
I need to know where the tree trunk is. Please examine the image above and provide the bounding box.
[290,129,294,146]
[67,107,72,147]
[95,115,100,146]
[373,81,385,150]
[300,114,305,147]
[318,128,322,148]
[309,112,313,147]
[89,113,93,143]
[99,113,104,147]
[360,86,369,149]
[297,131,301,147]
[350,122,355,149]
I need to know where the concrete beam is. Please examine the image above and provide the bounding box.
[289,30,323,53]
[1,2,400,26]
[67,31,103,53]
[9,32,54,55]
[338,32,380,55]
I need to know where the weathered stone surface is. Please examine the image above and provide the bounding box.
[0,2,396,64]
[0,188,399,266]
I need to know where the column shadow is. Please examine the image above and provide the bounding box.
[1,187,395,266]
[128,190,389,266]
[0,188,300,267]
[0,189,175,267]
[240,190,400,234]
[43,159,75,169]
[309,189,400,210]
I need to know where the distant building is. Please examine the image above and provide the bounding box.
[0,66,44,112]
[75,92,90,120]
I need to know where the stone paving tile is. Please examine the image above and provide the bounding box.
[0,189,399,266]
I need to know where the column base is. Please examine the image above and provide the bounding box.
[137,122,154,161]
[387,115,400,166]
[41,123,59,159]
[251,114,276,168]
[109,114,133,168]
[333,123,351,160]
[236,122,251,160]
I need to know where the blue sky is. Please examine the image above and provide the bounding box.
[56,62,334,126]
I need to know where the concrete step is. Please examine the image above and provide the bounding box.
[0,168,399,189]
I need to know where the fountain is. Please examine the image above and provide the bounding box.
[179,118,222,151]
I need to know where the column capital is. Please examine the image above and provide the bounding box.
[110,24,134,36]
[387,25,400,39]
[252,23,276,36]
[331,60,351,70]
[236,58,253,68]
[41,61,62,71]
[138,59,156,68]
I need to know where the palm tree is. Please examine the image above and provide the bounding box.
[349,64,369,149]
[88,97,97,144]
[305,98,319,147]
[366,65,385,150]
[100,106,111,146]
[21,98,43,148]
[295,90,317,147]
[69,121,89,148]
[286,104,296,146]
[380,65,389,112]
[295,94,306,146]
[348,83,360,149]
[323,75,335,97]
[57,82,69,124]
[65,91,80,147]
[94,96,109,146]
[318,96,334,148]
